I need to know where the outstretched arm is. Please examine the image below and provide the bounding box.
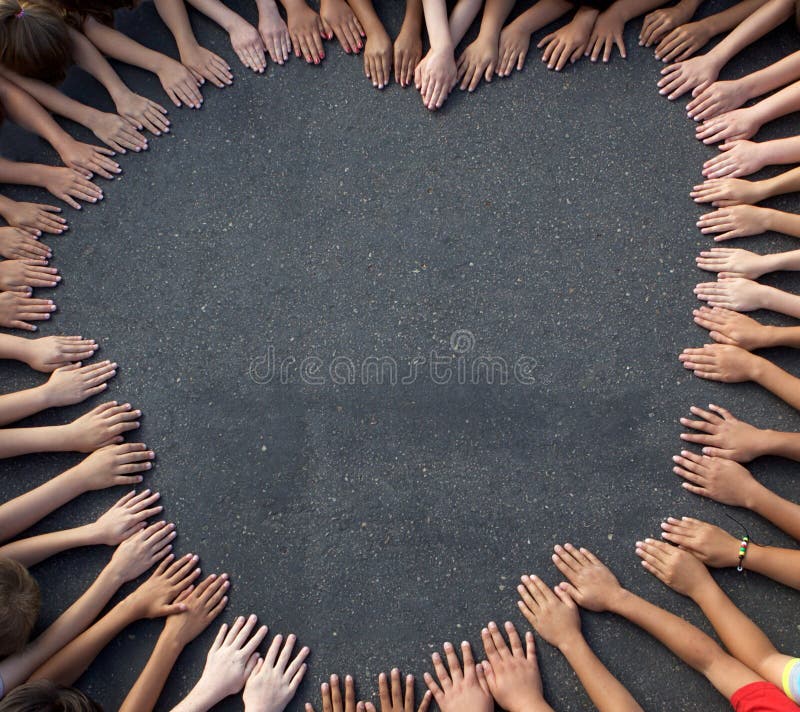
[81,17,202,109]
[517,575,643,712]
[0,445,151,544]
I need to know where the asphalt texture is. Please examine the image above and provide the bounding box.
[1,1,799,710]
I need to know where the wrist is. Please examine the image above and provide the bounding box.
[605,586,633,615]
[158,624,188,655]
[184,680,225,711]
[745,352,769,382]
[556,630,588,657]
[80,521,105,546]
[757,324,782,349]
[747,480,775,514]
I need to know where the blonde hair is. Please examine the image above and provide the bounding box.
[0,0,71,83]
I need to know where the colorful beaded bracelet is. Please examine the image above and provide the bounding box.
[737,535,750,572]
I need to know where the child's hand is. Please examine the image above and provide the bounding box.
[43,361,116,407]
[517,575,582,651]
[0,228,51,261]
[178,43,233,88]
[693,306,771,351]
[305,674,358,712]
[0,201,66,235]
[457,35,498,92]
[320,0,363,54]
[91,489,162,545]
[635,539,714,599]
[479,621,545,712]
[639,5,695,47]
[423,642,492,712]
[228,18,267,73]
[696,107,760,145]
[41,167,103,210]
[127,552,201,618]
[65,401,141,452]
[497,21,531,76]
[0,259,60,291]
[287,2,326,64]
[88,110,148,154]
[364,31,392,90]
[115,91,170,136]
[660,517,741,568]
[394,23,422,87]
[70,442,154,489]
[0,292,55,331]
[696,205,771,241]
[658,53,721,100]
[258,4,291,65]
[696,248,770,280]
[679,403,764,462]
[551,544,623,612]
[364,670,431,712]
[693,276,765,312]
[654,21,712,63]
[156,58,203,109]
[414,48,457,110]
[585,8,626,62]
[163,573,229,648]
[537,9,596,72]
[702,140,765,180]
[671,448,760,505]
[679,342,764,383]
[19,334,96,372]
[56,139,120,180]
[690,177,765,207]
[108,520,176,582]
[242,633,310,712]
[193,616,269,706]
[687,79,747,122]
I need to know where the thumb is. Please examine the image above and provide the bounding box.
[161,602,188,617]
[557,581,581,603]
[553,584,577,609]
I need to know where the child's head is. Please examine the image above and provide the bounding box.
[0,681,102,712]
[0,557,39,658]
[0,0,71,84]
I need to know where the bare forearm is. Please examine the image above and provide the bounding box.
[0,385,53,427]
[347,0,387,35]
[401,0,423,28]
[0,561,124,691]
[449,0,484,44]
[476,0,517,36]
[29,597,139,686]
[750,356,800,411]
[119,630,184,712]
[422,0,455,48]
[701,0,768,39]
[749,79,800,128]
[69,28,130,103]
[0,158,49,190]
[0,468,86,543]
[0,71,99,131]
[737,47,800,102]
[513,0,574,33]
[0,424,72,459]
[184,0,246,32]
[82,18,168,75]
[153,0,200,51]
[742,544,800,589]
[0,524,100,567]
[558,634,643,712]
[692,578,784,676]
[0,77,71,154]
[757,283,800,319]
[706,0,793,68]
[610,0,669,23]
[0,334,35,364]
[609,590,722,678]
